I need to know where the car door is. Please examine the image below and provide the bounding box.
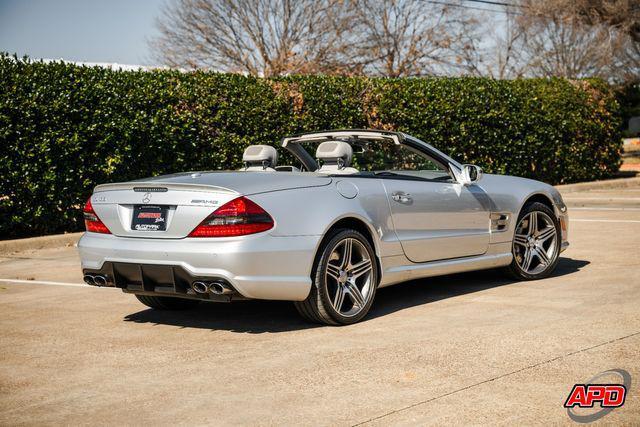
[351,137,491,263]
[382,178,491,263]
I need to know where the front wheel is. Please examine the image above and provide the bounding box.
[507,202,561,280]
[294,229,378,325]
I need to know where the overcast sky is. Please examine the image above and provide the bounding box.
[0,0,166,66]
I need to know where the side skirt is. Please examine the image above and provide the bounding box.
[379,243,513,288]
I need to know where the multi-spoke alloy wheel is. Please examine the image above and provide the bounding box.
[508,202,560,280]
[294,229,378,325]
[325,237,374,317]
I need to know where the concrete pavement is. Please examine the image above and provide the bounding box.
[1,184,639,425]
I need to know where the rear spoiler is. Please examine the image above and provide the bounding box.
[93,181,237,194]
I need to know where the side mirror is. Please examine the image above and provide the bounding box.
[460,164,483,185]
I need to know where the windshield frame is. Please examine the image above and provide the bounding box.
[281,130,461,179]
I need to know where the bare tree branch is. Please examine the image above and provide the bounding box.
[152,0,354,76]
[152,0,638,81]
[514,0,639,81]
[347,0,479,77]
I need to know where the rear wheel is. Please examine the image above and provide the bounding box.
[135,295,201,310]
[294,229,378,325]
[507,202,560,280]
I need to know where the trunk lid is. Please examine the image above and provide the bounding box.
[90,172,331,239]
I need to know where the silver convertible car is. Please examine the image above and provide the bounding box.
[79,130,569,325]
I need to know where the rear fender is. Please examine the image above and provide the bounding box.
[249,178,402,259]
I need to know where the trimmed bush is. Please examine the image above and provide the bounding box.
[0,54,622,238]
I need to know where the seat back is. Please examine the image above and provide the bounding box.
[316,141,358,174]
[242,145,278,171]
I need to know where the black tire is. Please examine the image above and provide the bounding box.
[506,201,561,280]
[135,295,201,310]
[294,229,379,326]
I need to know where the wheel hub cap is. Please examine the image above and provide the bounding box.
[338,270,348,284]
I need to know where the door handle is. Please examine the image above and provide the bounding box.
[392,192,412,203]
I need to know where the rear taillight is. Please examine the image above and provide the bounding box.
[83,198,111,234]
[188,196,273,237]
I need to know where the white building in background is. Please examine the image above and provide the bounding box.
[629,117,640,136]
[41,58,177,72]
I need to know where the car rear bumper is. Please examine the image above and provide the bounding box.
[77,232,319,301]
[83,261,245,302]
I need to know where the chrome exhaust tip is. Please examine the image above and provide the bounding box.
[93,275,108,286]
[192,281,208,294]
[209,281,233,295]
[83,274,95,286]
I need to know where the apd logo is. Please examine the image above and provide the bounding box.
[564,369,631,423]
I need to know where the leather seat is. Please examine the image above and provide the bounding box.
[315,141,359,175]
[242,145,278,171]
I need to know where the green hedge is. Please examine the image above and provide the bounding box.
[0,54,623,238]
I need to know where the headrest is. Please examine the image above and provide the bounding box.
[315,141,353,168]
[242,145,278,169]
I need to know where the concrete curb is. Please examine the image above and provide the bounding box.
[0,232,82,256]
[555,176,640,193]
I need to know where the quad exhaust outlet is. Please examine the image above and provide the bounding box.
[209,281,233,295]
[84,270,235,295]
[191,281,209,294]
[191,280,234,295]
[94,275,107,286]
[83,274,109,286]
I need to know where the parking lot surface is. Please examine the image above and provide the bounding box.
[1,183,639,425]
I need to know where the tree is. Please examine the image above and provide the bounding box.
[346,0,480,77]
[514,0,639,81]
[153,0,638,80]
[571,0,640,43]
[570,0,640,81]
[469,8,526,79]
[153,0,354,76]
[464,0,639,81]
[154,0,480,78]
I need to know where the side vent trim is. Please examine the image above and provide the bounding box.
[490,212,510,232]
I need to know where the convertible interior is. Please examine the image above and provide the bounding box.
[240,140,358,174]
[240,132,453,182]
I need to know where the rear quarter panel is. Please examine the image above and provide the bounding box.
[249,177,403,258]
